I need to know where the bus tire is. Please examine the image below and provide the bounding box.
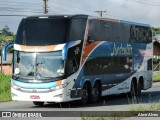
[137,80,143,96]
[128,81,137,98]
[33,101,44,106]
[80,83,90,105]
[91,82,101,103]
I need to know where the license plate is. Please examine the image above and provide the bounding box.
[30,95,40,99]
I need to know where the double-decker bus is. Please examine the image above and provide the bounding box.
[2,15,152,106]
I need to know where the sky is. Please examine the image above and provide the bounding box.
[0,0,160,33]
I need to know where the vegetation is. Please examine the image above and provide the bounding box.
[80,102,160,120]
[153,71,160,82]
[152,27,160,36]
[0,73,12,102]
[0,25,15,54]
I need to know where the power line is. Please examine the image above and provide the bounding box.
[43,0,48,14]
[48,4,78,14]
[49,1,95,13]
[95,10,107,17]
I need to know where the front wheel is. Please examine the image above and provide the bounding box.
[33,101,44,106]
[137,81,143,96]
[128,81,137,98]
[80,84,90,105]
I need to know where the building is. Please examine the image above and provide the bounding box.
[0,53,13,75]
[153,34,160,71]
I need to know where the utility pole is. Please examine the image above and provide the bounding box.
[95,10,107,17]
[43,0,48,14]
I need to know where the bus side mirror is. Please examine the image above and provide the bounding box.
[62,43,68,60]
[1,42,14,61]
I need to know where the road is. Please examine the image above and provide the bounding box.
[0,82,160,120]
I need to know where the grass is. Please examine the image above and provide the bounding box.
[127,102,160,117]
[80,101,160,120]
[81,116,123,120]
[0,73,12,102]
[153,71,160,82]
[135,100,160,111]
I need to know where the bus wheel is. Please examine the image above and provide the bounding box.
[137,80,143,96]
[80,84,90,105]
[33,101,44,106]
[129,81,137,98]
[91,82,101,103]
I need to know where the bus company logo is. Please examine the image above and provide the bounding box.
[2,112,11,117]
[112,43,133,56]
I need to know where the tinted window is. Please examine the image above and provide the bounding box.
[120,23,131,42]
[100,21,113,41]
[88,19,152,44]
[129,25,152,43]
[88,20,113,41]
[84,56,133,75]
[69,18,87,41]
[15,18,69,46]
[88,20,101,40]
[112,22,120,41]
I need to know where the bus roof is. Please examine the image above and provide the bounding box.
[24,14,150,27]
[24,14,88,19]
[120,20,151,27]
[88,16,151,27]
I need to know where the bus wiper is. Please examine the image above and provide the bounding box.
[13,75,20,80]
[39,77,55,80]
[13,75,32,80]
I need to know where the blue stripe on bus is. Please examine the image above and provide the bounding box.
[12,80,58,89]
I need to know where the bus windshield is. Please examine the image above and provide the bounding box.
[13,51,64,80]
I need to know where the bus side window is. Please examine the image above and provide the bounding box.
[112,23,120,42]
[100,20,113,41]
[88,19,114,42]
[88,20,100,41]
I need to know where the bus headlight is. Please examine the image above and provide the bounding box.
[50,82,68,91]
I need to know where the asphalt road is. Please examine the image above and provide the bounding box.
[0,82,160,120]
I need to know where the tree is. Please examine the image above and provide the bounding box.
[152,27,160,36]
[1,25,12,36]
[0,26,15,53]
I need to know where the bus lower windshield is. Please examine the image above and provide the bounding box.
[13,51,64,80]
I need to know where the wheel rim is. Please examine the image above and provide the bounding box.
[138,82,142,95]
[82,89,88,99]
[93,88,99,97]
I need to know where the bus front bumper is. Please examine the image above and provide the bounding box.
[11,87,67,102]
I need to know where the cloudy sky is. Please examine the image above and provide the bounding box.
[0,0,160,33]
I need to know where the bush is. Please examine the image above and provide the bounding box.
[153,71,160,82]
[0,73,11,102]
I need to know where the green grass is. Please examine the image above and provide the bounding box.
[80,102,160,120]
[153,71,160,82]
[0,73,12,102]
[127,102,160,117]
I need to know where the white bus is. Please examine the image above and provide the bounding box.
[2,15,152,106]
